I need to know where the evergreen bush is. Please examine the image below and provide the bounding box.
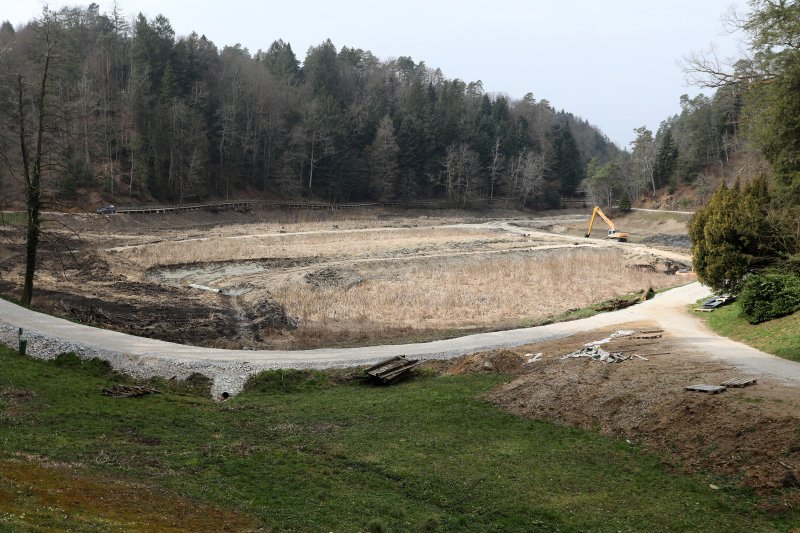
[739,272,800,324]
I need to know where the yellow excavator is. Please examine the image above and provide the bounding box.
[585,206,629,242]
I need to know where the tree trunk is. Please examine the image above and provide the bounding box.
[18,35,52,307]
[308,137,315,190]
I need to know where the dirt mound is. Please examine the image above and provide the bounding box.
[249,297,297,331]
[444,349,528,375]
[626,255,690,275]
[304,266,364,289]
[480,327,800,507]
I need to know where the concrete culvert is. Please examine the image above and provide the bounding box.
[221,392,230,399]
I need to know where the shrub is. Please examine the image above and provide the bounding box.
[739,272,800,324]
[689,177,776,292]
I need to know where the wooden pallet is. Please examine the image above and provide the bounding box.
[720,377,757,388]
[685,384,727,394]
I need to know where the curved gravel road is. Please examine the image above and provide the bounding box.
[2,282,799,398]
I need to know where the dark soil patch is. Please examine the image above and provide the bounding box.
[4,282,237,347]
[304,266,365,289]
[249,296,298,332]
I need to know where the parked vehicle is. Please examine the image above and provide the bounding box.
[96,205,116,214]
[694,294,735,312]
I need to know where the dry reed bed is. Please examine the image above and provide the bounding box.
[113,227,515,269]
[271,250,679,330]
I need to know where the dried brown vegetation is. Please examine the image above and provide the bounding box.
[272,251,679,340]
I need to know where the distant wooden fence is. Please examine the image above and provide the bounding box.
[560,197,588,209]
[112,195,596,215]
[112,198,507,214]
[115,200,416,214]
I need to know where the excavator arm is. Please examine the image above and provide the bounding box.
[595,207,616,231]
[585,207,598,237]
[585,206,628,241]
[585,206,614,237]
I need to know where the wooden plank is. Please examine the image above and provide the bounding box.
[685,384,727,394]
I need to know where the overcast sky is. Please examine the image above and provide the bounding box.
[5,0,746,148]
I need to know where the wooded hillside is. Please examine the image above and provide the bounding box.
[0,4,625,209]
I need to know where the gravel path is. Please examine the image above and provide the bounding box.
[2,282,798,399]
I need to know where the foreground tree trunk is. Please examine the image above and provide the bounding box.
[18,14,56,307]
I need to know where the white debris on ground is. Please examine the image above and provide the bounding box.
[583,329,636,347]
[561,345,631,363]
[563,330,649,364]
[524,352,543,364]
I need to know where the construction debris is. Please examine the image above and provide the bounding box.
[102,385,161,398]
[524,352,544,364]
[685,384,727,394]
[584,329,636,347]
[560,329,663,364]
[365,355,421,384]
[561,345,633,364]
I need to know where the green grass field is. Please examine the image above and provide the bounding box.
[0,347,796,531]
[0,211,27,226]
[699,301,800,362]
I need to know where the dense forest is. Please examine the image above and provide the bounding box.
[684,0,800,318]
[0,4,629,209]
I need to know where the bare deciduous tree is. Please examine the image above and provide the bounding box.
[441,143,480,207]
[14,10,60,306]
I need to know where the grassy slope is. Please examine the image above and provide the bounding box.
[0,348,796,531]
[700,301,800,362]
